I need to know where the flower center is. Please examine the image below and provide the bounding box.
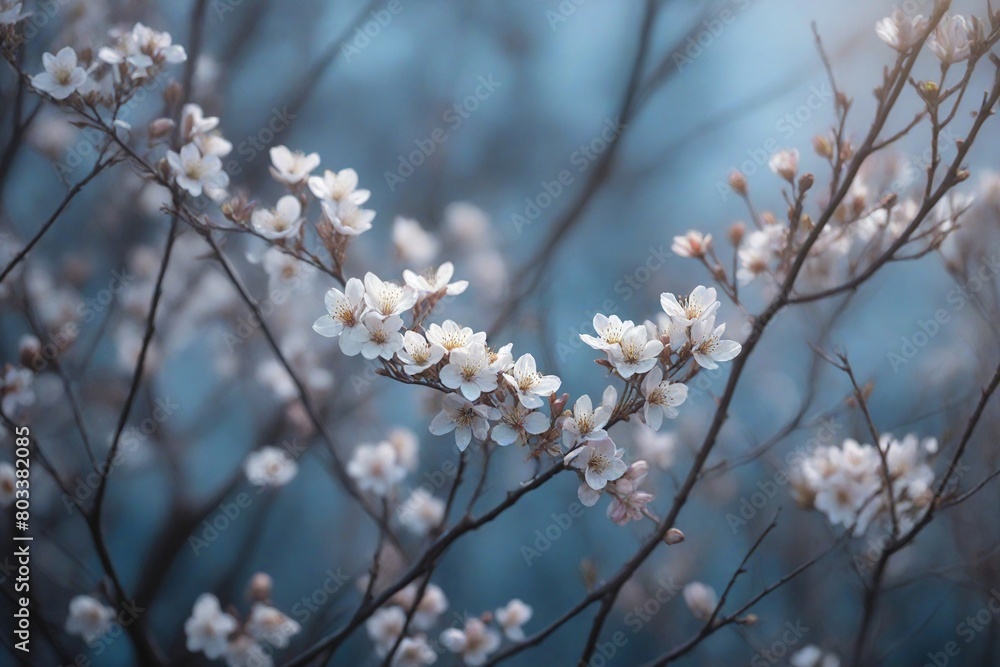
[590,454,610,475]
[334,303,357,327]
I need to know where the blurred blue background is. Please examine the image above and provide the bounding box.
[3,0,1000,665]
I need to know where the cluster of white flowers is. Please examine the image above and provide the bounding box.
[671,10,991,295]
[30,22,184,102]
[184,575,300,667]
[166,104,232,200]
[366,585,530,666]
[790,433,938,535]
[876,9,983,64]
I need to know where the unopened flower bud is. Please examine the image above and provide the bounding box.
[768,149,799,182]
[19,336,43,370]
[163,81,183,108]
[761,211,777,226]
[742,613,759,626]
[728,171,748,195]
[728,221,746,245]
[813,135,833,159]
[956,169,970,183]
[664,527,685,545]
[248,572,273,602]
[148,118,176,139]
[798,173,814,193]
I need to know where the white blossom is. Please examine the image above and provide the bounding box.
[671,230,712,258]
[579,313,634,352]
[308,168,370,205]
[632,425,677,470]
[65,596,115,641]
[768,149,799,182]
[225,635,273,667]
[313,277,368,351]
[928,14,972,64]
[364,273,418,318]
[403,262,468,299]
[246,603,301,648]
[660,285,720,327]
[565,437,628,492]
[875,10,928,51]
[440,618,501,666]
[166,143,229,198]
[398,331,446,375]
[251,195,303,240]
[495,599,532,641]
[324,201,376,236]
[439,345,498,400]
[393,217,440,266]
[393,636,437,667]
[0,2,28,24]
[31,47,88,100]
[428,394,498,451]
[367,606,406,656]
[609,326,663,378]
[560,393,611,448]
[490,394,549,447]
[682,582,718,621]
[1,365,34,417]
[343,313,404,360]
[269,146,319,185]
[687,316,742,370]
[426,320,486,354]
[387,427,420,472]
[398,488,446,535]
[348,442,406,496]
[503,353,561,409]
[640,367,688,430]
[245,446,298,488]
[185,594,238,659]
